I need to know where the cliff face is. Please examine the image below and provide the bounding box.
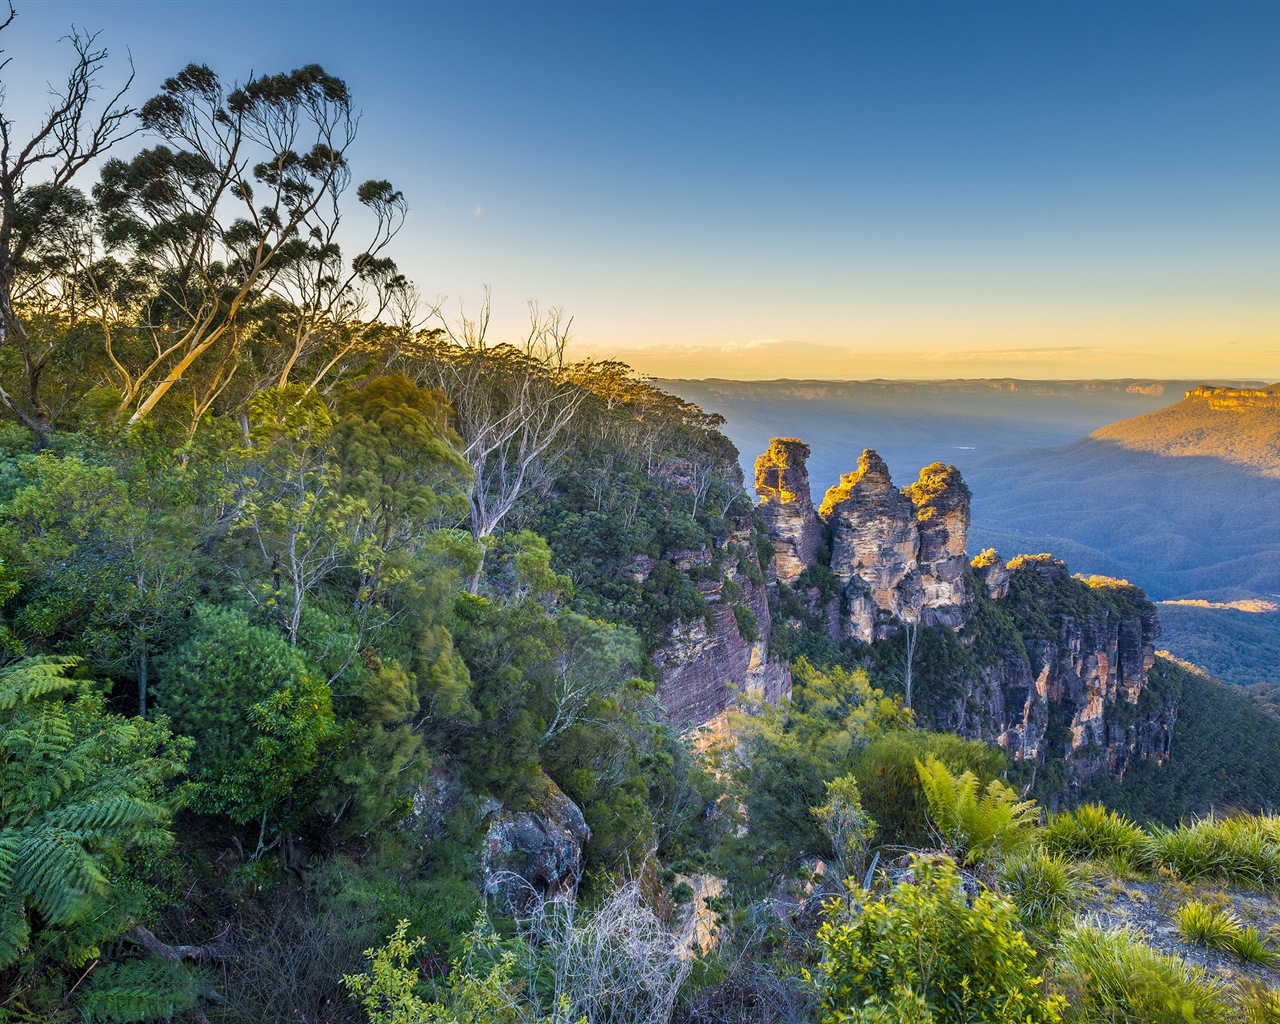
[750,437,1175,795]
[908,463,971,628]
[650,516,791,731]
[647,431,1175,796]
[964,555,1173,794]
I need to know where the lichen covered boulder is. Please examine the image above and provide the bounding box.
[480,774,591,913]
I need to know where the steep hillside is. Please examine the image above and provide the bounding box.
[1093,384,1280,477]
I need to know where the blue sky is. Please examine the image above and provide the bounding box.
[5,1,1278,379]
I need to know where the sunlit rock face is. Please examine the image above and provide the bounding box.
[753,438,822,584]
[907,463,970,628]
[972,548,1011,599]
[819,450,922,642]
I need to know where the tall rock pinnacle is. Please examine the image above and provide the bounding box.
[820,450,921,641]
[754,438,822,584]
[906,462,971,626]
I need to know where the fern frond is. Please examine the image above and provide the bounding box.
[14,827,106,926]
[0,887,32,971]
[77,959,202,1023]
[0,655,83,711]
[41,796,156,838]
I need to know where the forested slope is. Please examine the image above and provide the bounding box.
[4,24,1280,1024]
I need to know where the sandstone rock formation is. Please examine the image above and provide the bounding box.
[820,450,921,641]
[753,438,822,585]
[927,553,1173,800]
[480,773,591,913]
[906,463,970,628]
[748,437,1175,799]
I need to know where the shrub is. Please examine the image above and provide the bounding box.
[1056,923,1230,1023]
[997,850,1085,929]
[916,756,1039,865]
[154,603,336,834]
[853,731,1006,849]
[1151,815,1280,890]
[1040,804,1151,864]
[813,856,1065,1023]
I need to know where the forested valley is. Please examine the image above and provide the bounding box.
[4,26,1280,1024]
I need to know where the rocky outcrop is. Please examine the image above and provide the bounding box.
[995,556,1167,788]
[748,437,1175,797]
[907,463,970,628]
[754,438,822,585]
[971,548,1010,599]
[480,774,591,914]
[928,553,1173,798]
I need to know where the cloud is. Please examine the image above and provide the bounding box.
[473,203,484,217]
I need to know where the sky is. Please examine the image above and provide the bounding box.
[3,0,1278,380]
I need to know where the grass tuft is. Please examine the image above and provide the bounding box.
[997,849,1085,929]
[1041,804,1151,865]
[1057,923,1230,1024]
[1152,816,1280,890]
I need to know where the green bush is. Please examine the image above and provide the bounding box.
[916,756,1039,865]
[853,730,1006,849]
[1040,804,1151,865]
[997,850,1085,929]
[813,856,1065,1023]
[1150,815,1280,890]
[154,603,336,835]
[1056,924,1230,1023]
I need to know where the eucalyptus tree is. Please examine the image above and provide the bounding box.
[93,61,409,426]
[415,293,588,589]
[0,4,135,438]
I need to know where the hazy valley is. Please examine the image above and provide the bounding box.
[668,377,1280,692]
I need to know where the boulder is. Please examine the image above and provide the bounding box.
[480,774,590,914]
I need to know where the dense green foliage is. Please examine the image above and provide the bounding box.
[1156,603,1280,689]
[813,856,1064,1023]
[4,18,1280,1024]
[0,657,194,1018]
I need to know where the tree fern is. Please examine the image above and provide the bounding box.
[77,959,203,1023]
[916,755,1039,864]
[0,655,190,1021]
[0,655,81,711]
